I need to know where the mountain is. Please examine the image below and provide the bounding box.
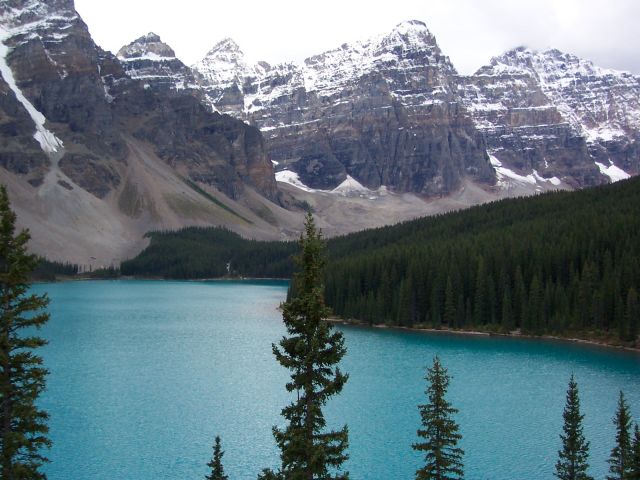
[193,21,496,195]
[195,24,638,194]
[117,32,204,98]
[458,47,639,188]
[1,4,638,265]
[0,0,288,266]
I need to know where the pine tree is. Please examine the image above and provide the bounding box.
[630,424,640,480]
[205,436,228,480]
[261,213,349,480]
[413,356,464,480]
[0,186,51,479]
[554,375,593,480]
[607,391,632,480]
[626,287,638,344]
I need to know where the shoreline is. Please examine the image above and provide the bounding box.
[33,275,291,283]
[32,276,638,354]
[326,317,640,354]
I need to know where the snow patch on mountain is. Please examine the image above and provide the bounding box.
[595,161,631,182]
[275,170,317,192]
[0,26,63,153]
[490,156,561,189]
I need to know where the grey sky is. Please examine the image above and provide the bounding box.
[74,0,640,75]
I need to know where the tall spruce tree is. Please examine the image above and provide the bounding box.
[554,375,593,480]
[413,356,464,480]
[0,186,51,479]
[205,436,228,480]
[260,213,349,480]
[607,391,632,480]
[630,424,640,480]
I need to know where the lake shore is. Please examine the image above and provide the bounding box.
[326,317,640,353]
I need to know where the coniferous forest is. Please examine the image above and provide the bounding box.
[323,177,640,343]
[122,177,640,345]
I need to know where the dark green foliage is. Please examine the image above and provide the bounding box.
[0,186,51,479]
[205,436,228,480]
[630,424,640,480]
[31,258,78,281]
[324,177,640,343]
[413,356,464,480]
[183,178,252,224]
[554,375,593,480]
[123,177,640,342]
[607,391,633,480]
[262,213,349,480]
[121,227,297,279]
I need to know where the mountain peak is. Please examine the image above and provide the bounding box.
[385,19,435,46]
[393,19,429,32]
[206,37,243,57]
[117,32,176,60]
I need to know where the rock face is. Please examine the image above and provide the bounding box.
[458,47,640,186]
[0,0,277,201]
[117,33,204,100]
[195,26,639,191]
[194,21,495,195]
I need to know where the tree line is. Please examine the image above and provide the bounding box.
[323,177,640,346]
[1,192,639,479]
[122,177,640,346]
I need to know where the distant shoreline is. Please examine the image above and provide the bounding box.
[326,317,640,354]
[33,275,291,283]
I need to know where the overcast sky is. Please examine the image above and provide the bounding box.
[74,0,640,75]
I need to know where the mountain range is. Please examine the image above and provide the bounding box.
[0,1,637,266]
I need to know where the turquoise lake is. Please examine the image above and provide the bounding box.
[33,280,640,479]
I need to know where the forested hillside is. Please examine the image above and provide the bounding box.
[324,178,639,344]
[122,177,640,344]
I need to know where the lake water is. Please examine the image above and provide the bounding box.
[33,280,640,480]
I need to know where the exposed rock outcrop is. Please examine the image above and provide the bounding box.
[193,21,495,196]
[458,47,639,185]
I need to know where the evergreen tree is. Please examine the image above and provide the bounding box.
[205,436,228,480]
[626,288,639,344]
[0,186,51,479]
[413,356,464,480]
[261,213,349,480]
[554,375,593,480]
[607,391,632,480]
[630,424,640,480]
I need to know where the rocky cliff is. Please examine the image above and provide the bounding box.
[194,21,496,195]
[458,47,639,187]
[0,0,284,264]
[195,25,639,193]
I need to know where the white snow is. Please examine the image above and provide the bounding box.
[331,175,372,195]
[194,20,453,118]
[275,170,317,192]
[595,161,631,183]
[0,27,63,154]
[490,156,562,188]
[118,53,176,62]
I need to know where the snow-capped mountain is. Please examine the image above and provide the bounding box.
[193,20,495,195]
[193,25,638,192]
[459,47,639,185]
[194,37,270,114]
[117,32,202,96]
